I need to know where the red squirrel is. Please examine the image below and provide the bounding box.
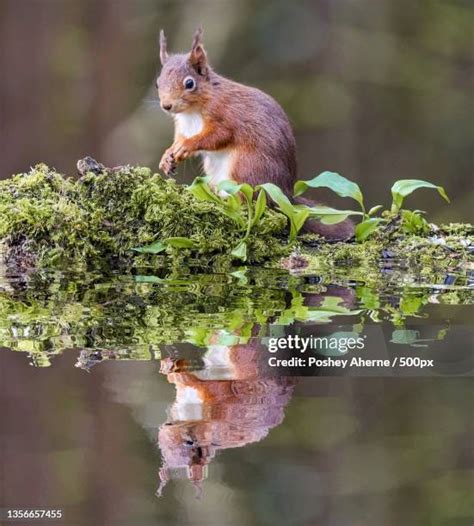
[156,28,353,240]
[157,338,295,496]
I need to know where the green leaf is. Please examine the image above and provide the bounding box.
[298,307,362,323]
[226,194,242,212]
[230,269,248,285]
[368,205,383,216]
[320,214,351,225]
[217,180,254,202]
[186,327,212,347]
[306,205,363,217]
[164,237,197,249]
[306,205,361,225]
[289,208,310,240]
[391,179,450,211]
[355,218,383,242]
[189,178,244,225]
[131,240,166,254]
[356,286,380,310]
[319,296,348,311]
[293,208,310,231]
[231,240,248,261]
[400,294,424,316]
[239,183,254,203]
[259,183,295,217]
[216,180,237,194]
[259,183,323,240]
[134,275,163,283]
[222,207,246,225]
[216,180,243,195]
[188,176,221,203]
[294,171,364,210]
[391,329,420,345]
[252,189,267,226]
[400,210,429,235]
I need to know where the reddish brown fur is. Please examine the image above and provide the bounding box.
[157,28,353,240]
[157,339,295,494]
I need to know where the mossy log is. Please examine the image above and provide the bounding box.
[0,161,289,272]
[0,160,472,276]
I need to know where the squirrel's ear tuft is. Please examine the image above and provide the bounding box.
[159,29,169,65]
[189,27,208,76]
[191,27,204,48]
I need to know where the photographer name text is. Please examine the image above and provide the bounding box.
[266,335,433,369]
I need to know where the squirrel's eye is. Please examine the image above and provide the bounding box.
[183,76,196,91]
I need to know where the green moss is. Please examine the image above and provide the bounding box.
[300,229,472,286]
[439,222,473,236]
[0,164,289,270]
[1,164,472,277]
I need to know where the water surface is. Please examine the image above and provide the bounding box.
[1,263,473,525]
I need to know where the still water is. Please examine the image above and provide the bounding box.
[1,263,473,525]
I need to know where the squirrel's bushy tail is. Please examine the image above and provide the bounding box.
[293,196,354,241]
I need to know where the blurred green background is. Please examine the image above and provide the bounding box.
[0,3,473,525]
[0,0,472,222]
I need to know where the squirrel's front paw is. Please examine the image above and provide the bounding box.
[172,139,193,162]
[159,148,176,176]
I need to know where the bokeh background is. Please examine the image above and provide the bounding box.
[1,0,472,221]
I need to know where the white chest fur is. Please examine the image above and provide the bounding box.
[194,345,236,381]
[172,385,203,422]
[202,150,233,186]
[174,111,234,186]
[174,111,204,138]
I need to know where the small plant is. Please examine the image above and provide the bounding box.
[294,170,366,214]
[294,172,449,242]
[257,183,310,241]
[215,179,267,260]
[135,175,363,260]
[131,236,197,255]
[134,176,269,261]
[188,177,269,261]
[134,170,450,259]
[390,179,449,213]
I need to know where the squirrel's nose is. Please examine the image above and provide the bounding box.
[161,103,172,111]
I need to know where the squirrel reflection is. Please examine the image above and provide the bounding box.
[74,284,355,497]
[157,338,295,497]
[156,284,354,496]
